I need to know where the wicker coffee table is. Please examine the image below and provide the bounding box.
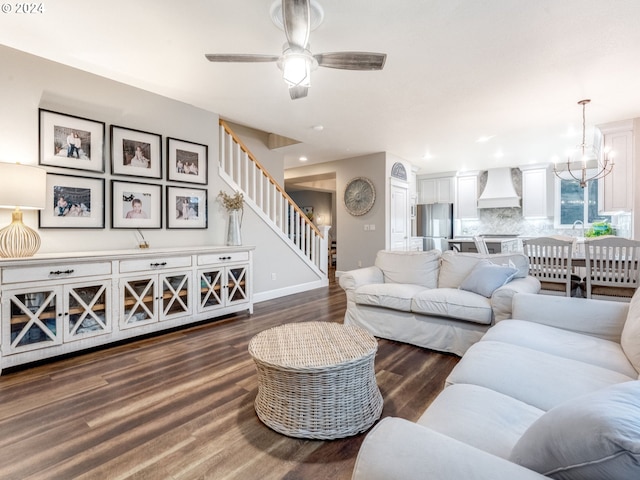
[248,321,383,440]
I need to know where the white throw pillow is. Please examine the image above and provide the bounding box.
[510,380,640,480]
[458,260,517,297]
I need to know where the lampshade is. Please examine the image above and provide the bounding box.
[0,162,47,209]
[0,162,47,258]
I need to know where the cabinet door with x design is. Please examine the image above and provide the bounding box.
[1,279,112,355]
[120,270,192,330]
[198,263,250,313]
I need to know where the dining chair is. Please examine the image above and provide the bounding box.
[523,236,580,297]
[583,237,640,301]
[473,236,489,255]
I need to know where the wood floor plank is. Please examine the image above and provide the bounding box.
[0,275,459,479]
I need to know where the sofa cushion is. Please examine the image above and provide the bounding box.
[483,320,638,378]
[459,260,517,297]
[510,380,640,479]
[374,250,440,288]
[418,384,543,459]
[438,251,485,288]
[354,283,428,312]
[621,288,640,374]
[438,251,529,288]
[412,288,493,325]
[446,340,636,411]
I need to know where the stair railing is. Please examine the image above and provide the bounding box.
[219,120,328,274]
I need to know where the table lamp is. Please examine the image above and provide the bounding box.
[0,162,47,258]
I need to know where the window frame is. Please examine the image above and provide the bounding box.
[553,173,609,229]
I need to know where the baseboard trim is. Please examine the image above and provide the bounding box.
[254,278,329,303]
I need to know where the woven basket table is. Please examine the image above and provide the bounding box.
[248,321,383,440]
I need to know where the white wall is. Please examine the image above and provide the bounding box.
[0,45,321,298]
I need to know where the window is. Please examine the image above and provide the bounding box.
[555,177,610,228]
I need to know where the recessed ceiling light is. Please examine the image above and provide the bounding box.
[494,150,504,158]
[299,156,308,162]
[312,125,324,131]
[422,152,433,160]
[477,135,495,143]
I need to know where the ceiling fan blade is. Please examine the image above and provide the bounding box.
[289,85,308,100]
[315,52,387,70]
[283,0,310,50]
[205,54,280,63]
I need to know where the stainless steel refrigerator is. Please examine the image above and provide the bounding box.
[416,203,454,251]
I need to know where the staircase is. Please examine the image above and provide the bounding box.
[218,120,329,277]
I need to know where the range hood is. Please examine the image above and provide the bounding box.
[477,168,521,209]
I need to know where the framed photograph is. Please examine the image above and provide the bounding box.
[39,174,105,229]
[111,180,162,229]
[166,186,208,229]
[111,125,162,179]
[39,109,105,172]
[167,137,208,184]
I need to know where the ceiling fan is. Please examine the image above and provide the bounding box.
[205,0,387,100]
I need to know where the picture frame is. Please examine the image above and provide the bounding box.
[166,186,208,229]
[39,109,105,172]
[111,125,162,179]
[166,137,208,184]
[39,174,105,229]
[111,180,162,229]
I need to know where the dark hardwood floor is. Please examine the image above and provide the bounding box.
[0,273,459,480]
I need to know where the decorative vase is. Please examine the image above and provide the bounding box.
[226,209,242,246]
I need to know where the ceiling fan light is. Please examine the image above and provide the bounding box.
[282,54,311,87]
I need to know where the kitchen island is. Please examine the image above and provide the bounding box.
[448,236,523,254]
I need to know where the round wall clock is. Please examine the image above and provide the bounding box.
[344,177,376,216]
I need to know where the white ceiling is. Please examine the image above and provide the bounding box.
[2,0,640,175]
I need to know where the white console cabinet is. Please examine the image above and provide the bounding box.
[0,246,254,372]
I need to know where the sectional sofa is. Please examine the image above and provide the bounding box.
[339,249,541,356]
[352,292,640,479]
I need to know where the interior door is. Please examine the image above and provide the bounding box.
[390,180,409,250]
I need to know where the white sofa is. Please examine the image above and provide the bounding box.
[339,249,541,356]
[352,292,640,480]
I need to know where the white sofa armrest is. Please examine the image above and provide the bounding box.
[339,266,384,291]
[491,276,541,322]
[511,293,629,342]
[352,417,547,480]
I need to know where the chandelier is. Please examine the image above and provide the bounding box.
[553,99,614,188]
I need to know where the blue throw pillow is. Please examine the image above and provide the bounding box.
[459,260,517,297]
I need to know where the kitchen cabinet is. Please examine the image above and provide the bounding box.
[418,176,455,204]
[456,174,478,219]
[598,120,633,213]
[0,246,253,372]
[520,166,549,218]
